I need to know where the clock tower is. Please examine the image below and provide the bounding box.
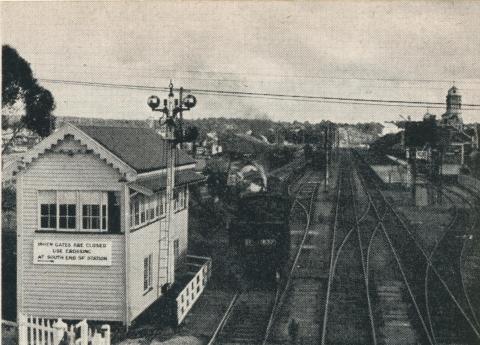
[441,85,463,129]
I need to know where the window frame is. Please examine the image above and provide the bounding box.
[130,190,168,231]
[173,238,180,261]
[143,253,153,293]
[80,191,108,232]
[39,203,57,230]
[82,204,101,231]
[173,189,179,211]
[37,190,109,233]
[59,203,77,230]
[140,195,146,224]
[133,197,140,226]
[174,186,188,212]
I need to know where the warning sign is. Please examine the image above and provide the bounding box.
[33,240,112,266]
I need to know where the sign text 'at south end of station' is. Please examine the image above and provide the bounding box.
[33,240,112,266]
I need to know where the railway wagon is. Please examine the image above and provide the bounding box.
[230,192,291,285]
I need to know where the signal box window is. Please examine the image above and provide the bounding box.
[144,254,153,293]
[39,191,56,230]
[130,191,166,229]
[38,190,117,232]
[80,192,107,231]
[82,204,100,229]
[174,239,180,261]
[58,191,76,230]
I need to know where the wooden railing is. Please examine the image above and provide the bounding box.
[175,255,212,324]
[17,314,110,345]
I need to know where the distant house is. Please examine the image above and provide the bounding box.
[195,146,206,156]
[200,132,223,156]
[14,123,206,325]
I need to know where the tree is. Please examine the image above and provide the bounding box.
[2,45,56,153]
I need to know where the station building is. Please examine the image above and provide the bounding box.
[403,86,477,176]
[14,123,206,326]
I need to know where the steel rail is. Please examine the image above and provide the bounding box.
[356,161,424,345]
[424,186,459,345]
[357,198,372,223]
[207,293,240,345]
[354,153,435,345]
[350,170,378,345]
[320,162,346,345]
[355,150,480,341]
[380,184,480,340]
[262,170,320,345]
[211,170,314,345]
[352,166,373,224]
[441,185,480,330]
[356,166,391,290]
[321,159,370,345]
[322,161,377,345]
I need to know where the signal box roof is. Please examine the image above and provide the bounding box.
[77,125,196,173]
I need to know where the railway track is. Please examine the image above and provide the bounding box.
[450,183,480,331]
[355,152,437,344]
[428,185,480,339]
[422,186,460,345]
[321,152,376,345]
[210,150,480,345]
[211,169,320,345]
[354,149,480,345]
[262,169,322,345]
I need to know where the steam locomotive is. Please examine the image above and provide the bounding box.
[230,190,291,285]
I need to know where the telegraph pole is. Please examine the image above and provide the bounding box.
[147,82,197,294]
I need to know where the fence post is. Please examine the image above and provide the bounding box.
[101,325,111,345]
[18,313,28,345]
[76,320,89,345]
[53,318,68,344]
[91,330,102,345]
[68,325,76,345]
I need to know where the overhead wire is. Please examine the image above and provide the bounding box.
[39,78,480,110]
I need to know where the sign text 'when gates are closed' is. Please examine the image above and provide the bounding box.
[33,240,112,266]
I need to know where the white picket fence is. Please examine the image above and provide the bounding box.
[18,314,110,345]
[176,255,212,324]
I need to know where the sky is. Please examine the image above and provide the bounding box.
[2,1,480,124]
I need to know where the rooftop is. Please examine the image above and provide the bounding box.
[77,125,196,173]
